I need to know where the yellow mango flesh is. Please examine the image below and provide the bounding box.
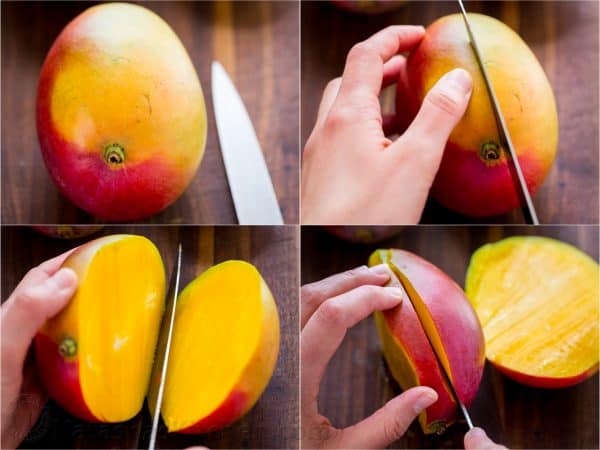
[149,260,280,432]
[466,236,599,381]
[41,235,165,422]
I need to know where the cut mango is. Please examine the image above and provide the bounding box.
[148,260,280,433]
[466,236,599,388]
[35,235,166,422]
[369,249,485,434]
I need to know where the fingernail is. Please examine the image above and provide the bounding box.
[442,68,472,95]
[369,264,390,277]
[52,268,76,290]
[413,390,438,414]
[385,287,404,300]
[468,427,487,439]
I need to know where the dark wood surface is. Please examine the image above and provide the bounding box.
[301,225,599,449]
[1,225,299,449]
[301,1,599,224]
[1,1,299,225]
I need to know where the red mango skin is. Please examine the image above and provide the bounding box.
[178,391,248,434]
[36,3,206,222]
[373,249,485,432]
[34,334,98,422]
[491,362,599,389]
[397,14,558,217]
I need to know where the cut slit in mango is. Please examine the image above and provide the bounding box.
[466,236,599,388]
[148,260,280,433]
[36,235,166,422]
[369,249,485,434]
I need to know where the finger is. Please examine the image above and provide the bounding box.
[300,265,391,328]
[394,56,414,135]
[12,248,78,294]
[382,55,406,89]
[465,428,508,450]
[301,285,403,411]
[392,68,472,175]
[37,248,78,275]
[1,268,78,374]
[315,77,342,129]
[341,387,438,449]
[338,25,425,103]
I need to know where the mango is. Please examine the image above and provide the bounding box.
[36,3,207,221]
[466,236,599,388]
[369,249,485,434]
[398,14,558,217]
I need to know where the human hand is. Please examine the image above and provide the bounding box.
[465,427,508,449]
[301,265,439,449]
[1,251,78,449]
[301,25,473,225]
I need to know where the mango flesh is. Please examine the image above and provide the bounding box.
[36,3,207,221]
[35,235,166,422]
[148,260,280,433]
[400,14,558,217]
[466,236,599,388]
[369,249,485,434]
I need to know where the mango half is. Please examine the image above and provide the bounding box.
[35,235,166,422]
[148,260,280,433]
[466,236,599,388]
[369,249,485,434]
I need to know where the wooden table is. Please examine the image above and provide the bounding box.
[301,1,599,224]
[301,225,599,449]
[1,1,299,224]
[1,225,299,449]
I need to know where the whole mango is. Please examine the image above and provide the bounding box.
[398,14,558,217]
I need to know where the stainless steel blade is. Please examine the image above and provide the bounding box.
[388,261,474,430]
[148,244,183,450]
[457,0,539,225]
[211,61,284,225]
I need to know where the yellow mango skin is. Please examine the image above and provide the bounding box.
[466,236,599,388]
[37,3,207,220]
[35,235,165,422]
[148,260,280,433]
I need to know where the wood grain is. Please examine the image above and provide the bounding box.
[301,225,599,449]
[301,1,599,224]
[1,225,299,449]
[1,1,299,225]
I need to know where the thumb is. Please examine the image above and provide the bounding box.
[2,268,78,373]
[394,68,472,175]
[465,427,508,449]
[341,387,438,448]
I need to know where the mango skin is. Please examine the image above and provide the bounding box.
[36,3,207,221]
[398,14,558,217]
[370,249,485,434]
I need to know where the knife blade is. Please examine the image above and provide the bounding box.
[388,261,474,430]
[457,0,539,225]
[148,244,183,450]
[211,61,284,225]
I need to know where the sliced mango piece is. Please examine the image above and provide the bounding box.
[466,236,599,388]
[149,260,280,433]
[36,234,166,422]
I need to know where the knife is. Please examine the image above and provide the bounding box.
[388,261,474,430]
[457,0,539,225]
[148,244,183,450]
[211,61,284,225]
